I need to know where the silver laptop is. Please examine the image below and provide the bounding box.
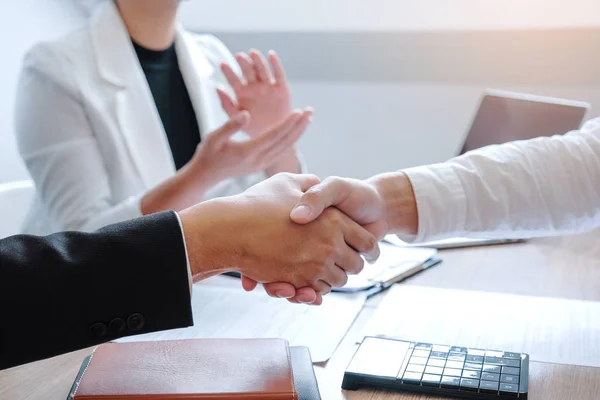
[414,89,590,249]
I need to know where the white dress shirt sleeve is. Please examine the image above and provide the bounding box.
[401,117,600,242]
[174,211,193,295]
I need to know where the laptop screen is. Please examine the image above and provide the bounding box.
[460,93,588,154]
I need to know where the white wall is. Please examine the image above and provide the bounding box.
[0,0,85,182]
[291,82,600,179]
[1,0,600,182]
[180,0,600,31]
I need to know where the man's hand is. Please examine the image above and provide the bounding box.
[179,174,379,295]
[260,173,419,303]
[218,50,292,137]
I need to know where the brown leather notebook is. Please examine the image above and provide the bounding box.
[67,338,320,400]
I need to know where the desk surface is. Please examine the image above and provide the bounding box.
[2,233,600,399]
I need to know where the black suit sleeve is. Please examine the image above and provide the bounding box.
[0,211,193,370]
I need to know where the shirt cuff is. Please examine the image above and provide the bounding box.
[174,211,193,296]
[400,163,468,243]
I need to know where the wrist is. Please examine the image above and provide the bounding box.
[265,148,301,176]
[178,198,242,281]
[369,172,418,236]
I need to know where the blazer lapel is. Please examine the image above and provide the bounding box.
[174,29,217,138]
[89,1,176,189]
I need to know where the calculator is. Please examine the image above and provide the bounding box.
[342,337,529,399]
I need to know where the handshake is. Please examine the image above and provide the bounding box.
[179,172,419,305]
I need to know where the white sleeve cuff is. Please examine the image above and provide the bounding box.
[174,211,193,296]
[401,163,468,243]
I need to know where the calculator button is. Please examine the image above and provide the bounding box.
[484,356,503,364]
[427,358,446,367]
[503,352,521,359]
[406,364,425,373]
[500,374,519,384]
[432,345,451,352]
[422,374,442,387]
[412,349,431,358]
[503,359,520,368]
[410,356,428,365]
[402,371,423,384]
[481,373,500,382]
[448,352,466,361]
[415,343,433,350]
[425,366,444,375]
[443,368,463,377]
[482,364,502,373]
[460,378,480,391]
[445,361,464,369]
[464,362,483,370]
[441,376,461,388]
[499,383,519,394]
[485,350,503,358]
[479,380,500,393]
[450,346,467,354]
[466,355,484,363]
[430,351,448,359]
[502,366,520,376]
[462,370,481,379]
[485,357,521,367]
[467,348,486,356]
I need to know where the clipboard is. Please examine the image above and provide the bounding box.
[332,242,440,293]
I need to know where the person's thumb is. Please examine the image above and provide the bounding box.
[212,111,250,148]
[290,178,349,224]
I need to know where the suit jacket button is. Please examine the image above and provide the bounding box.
[89,322,107,340]
[127,313,145,332]
[109,318,126,336]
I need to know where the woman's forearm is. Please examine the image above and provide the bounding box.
[140,164,219,215]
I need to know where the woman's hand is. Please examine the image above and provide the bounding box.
[217,50,293,137]
[190,109,312,184]
[141,109,312,215]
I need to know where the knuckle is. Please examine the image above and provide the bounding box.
[353,256,365,275]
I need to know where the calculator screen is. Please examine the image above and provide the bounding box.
[346,337,411,378]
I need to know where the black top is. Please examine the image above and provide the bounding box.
[132,40,201,170]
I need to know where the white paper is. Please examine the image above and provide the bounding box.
[118,277,365,362]
[361,285,600,367]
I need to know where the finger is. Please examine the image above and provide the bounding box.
[249,49,274,84]
[293,287,318,304]
[263,282,296,298]
[256,110,312,163]
[313,280,333,295]
[235,53,257,83]
[290,177,352,224]
[268,50,287,85]
[294,174,321,192]
[210,111,251,148]
[220,63,245,91]
[241,275,259,292]
[337,246,365,276]
[320,261,348,289]
[312,293,323,306]
[216,87,239,117]
[342,218,381,264]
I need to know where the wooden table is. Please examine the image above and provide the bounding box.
[2,233,600,399]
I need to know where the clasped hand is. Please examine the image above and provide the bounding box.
[238,175,390,305]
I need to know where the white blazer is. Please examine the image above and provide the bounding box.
[16,1,298,235]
